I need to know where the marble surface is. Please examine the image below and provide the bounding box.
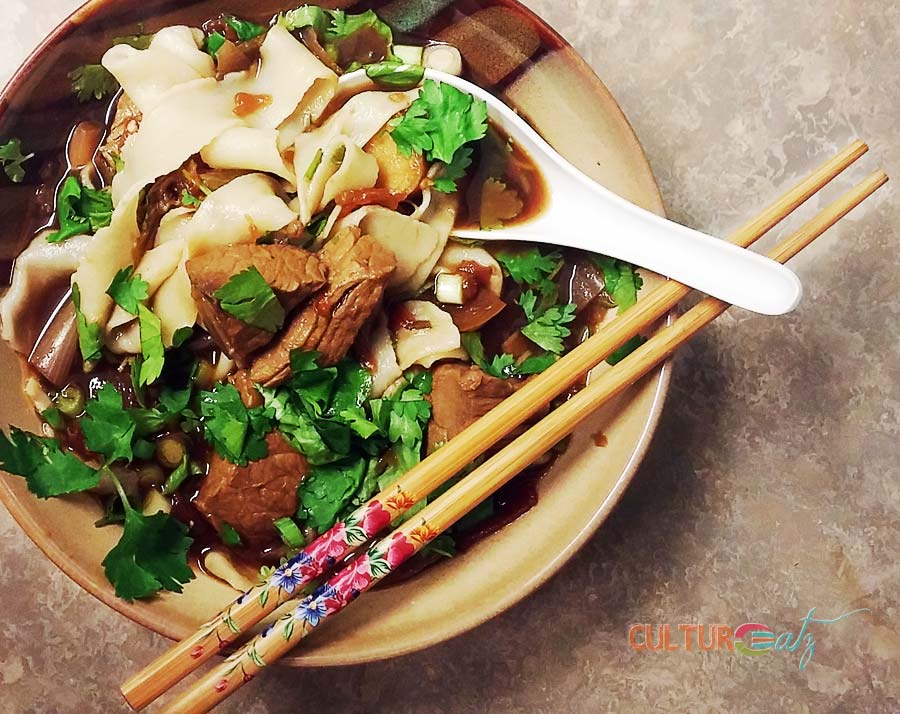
[1,1,899,712]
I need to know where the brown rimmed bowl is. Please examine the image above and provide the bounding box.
[0,0,670,666]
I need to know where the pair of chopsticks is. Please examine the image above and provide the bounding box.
[122,141,886,714]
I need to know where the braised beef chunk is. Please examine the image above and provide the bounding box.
[250,227,397,386]
[187,244,328,368]
[195,432,308,545]
[97,93,142,183]
[427,363,521,452]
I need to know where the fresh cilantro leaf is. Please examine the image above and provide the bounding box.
[0,138,33,183]
[47,176,113,243]
[0,427,100,498]
[433,146,473,194]
[365,61,424,90]
[112,32,154,50]
[79,383,137,464]
[296,458,366,532]
[495,247,561,287]
[461,332,555,379]
[421,533,457,559]
[200,384,273,466]
[278,5,330,34]
[130,385,192,437]
[137,305,165,387]
[214,267,285,333]
[326,9,395,52]
[102,474,193,600]
[205,32,226,57]
[41,407,64,430]
[606,335,647,366]
[72,283,103,363]
[592,256,643,312]
[106,266,149,316]
[68,64,118,102]
[391,80,488,164]
[224,15,266,42]
[519,294,577,354]
[516,353,558,374]
[180,189,201,208]
[172,326,194,348]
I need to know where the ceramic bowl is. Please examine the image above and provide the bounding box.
[0,0,670,665]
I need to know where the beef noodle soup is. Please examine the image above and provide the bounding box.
[0,5,639,598]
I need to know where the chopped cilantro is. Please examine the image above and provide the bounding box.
[106,266,149,316]
[204,32,227,57]
[278,5,330,34]
[137,305,165,387]
[47,176,113,243]
[214,267,285,333]
[130,386,193,437]
[71,283,103,363]
[592,256,643,312]
[365,61,424,90]
[41,408,64,430]
[433,146,473,194]
[296,458,367,532]
[0,138,33,183]
[391,80,488,191]
[180,189,201,208]
[461,332,556,379]
[0,427,100,498]
[79,383,137,464]
[102,473,193,600]
[606,335,648,366]
[224,15,266,42]
[518,291,577,354]
[199,383,273,466]
[495,247,561,290]
[68,64,118,103]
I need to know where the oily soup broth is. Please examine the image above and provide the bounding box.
[0,2,625,594]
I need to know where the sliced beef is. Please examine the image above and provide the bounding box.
[250,227,397,386]
[187,244,328,368]
[195,431,308,545]
[427,363,523,452]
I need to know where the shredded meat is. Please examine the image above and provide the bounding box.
[195,432,308,545]
[250,227,397,386]
[97,93,142,183]
[187,244,328,367]
[427,363,525,452]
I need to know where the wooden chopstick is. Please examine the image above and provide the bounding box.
[160,169,888,714]
[121,141,869,711]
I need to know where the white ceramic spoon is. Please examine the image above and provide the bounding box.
[422,69,802,315]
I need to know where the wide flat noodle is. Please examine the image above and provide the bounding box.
[297,137,378,223]
[201,127,294,181]
[220,25,337,130]
[0,231,94,354]
[433,241,503,295]
[112,26,337,206]
[393,301,467,370]
[70,191,140,325]
[102,27,214,114]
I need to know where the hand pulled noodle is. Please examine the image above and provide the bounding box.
[102,27,215,114]
[298,136,379,223]
[393,301,468,370]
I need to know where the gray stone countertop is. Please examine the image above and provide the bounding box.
[1,1,898,712]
